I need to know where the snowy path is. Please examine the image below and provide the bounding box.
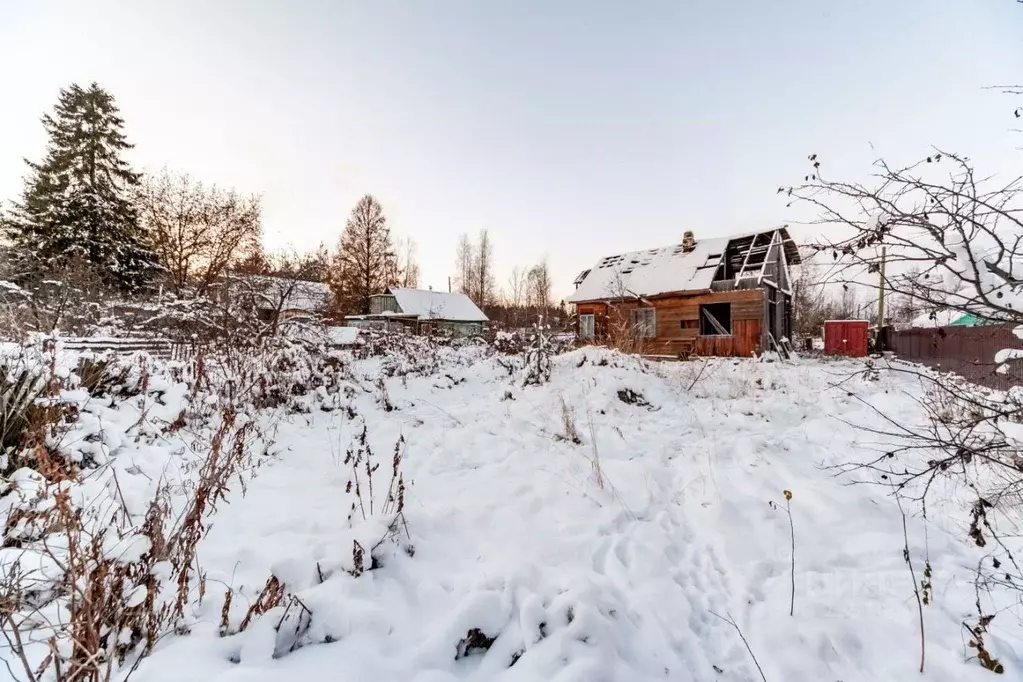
[131,352,1021,682]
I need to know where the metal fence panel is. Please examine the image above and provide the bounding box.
[889,323,1023,390]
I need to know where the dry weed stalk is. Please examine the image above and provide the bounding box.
[344,426,407,524]
[768,490,796,617]
[219,588,233,637]
[604,313,645,356]
[340,425,410,579]
[239,576,287,632]
[896,494,926,674]
[586,408,604,490]
[964,561,1005,675]
[709,611,767,682]
[556,394,581,445]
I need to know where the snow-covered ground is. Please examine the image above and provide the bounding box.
[4,344,1022,681]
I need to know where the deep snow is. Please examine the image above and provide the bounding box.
[6,346,1023,682]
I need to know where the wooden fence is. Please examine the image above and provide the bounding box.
[888,323,1023,390]
[60,337,194,362]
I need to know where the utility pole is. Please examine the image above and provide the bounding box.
[877,246,887,350]
[448,276,451,293]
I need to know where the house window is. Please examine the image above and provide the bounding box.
[630,308,656,338]
[699,303,732,336]
[579,314,595,339]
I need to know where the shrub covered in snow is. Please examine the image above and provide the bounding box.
[522,323,553,386]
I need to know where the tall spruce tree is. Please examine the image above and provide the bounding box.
[2,82,157,291]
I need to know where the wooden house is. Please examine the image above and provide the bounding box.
[344,287,488,337]
[567,227,801,357]
[217,274,330,326]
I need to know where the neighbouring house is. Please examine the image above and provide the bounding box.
[344,287,488,337]
[220,275,331,326]
[908,308,998,329]
[567,227,801,357]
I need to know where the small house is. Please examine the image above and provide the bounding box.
[218,274,330,325]
[345,287,488,337]
[567,227,801,357]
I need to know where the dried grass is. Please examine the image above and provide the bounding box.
[1,396,269,682]
[604,315,646,356]
[555,394,581,445]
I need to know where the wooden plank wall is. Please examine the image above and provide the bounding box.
[577,289,764,357]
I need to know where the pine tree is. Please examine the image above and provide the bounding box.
[1,83,158,291]
[332,195,397,314]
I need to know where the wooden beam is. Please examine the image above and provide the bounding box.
[756,230,781,285]
[778,231,793,295]
[735,233,764,283]
[701,307,730,335]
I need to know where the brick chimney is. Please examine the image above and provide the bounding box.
[681,230,697,253]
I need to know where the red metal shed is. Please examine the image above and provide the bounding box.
[823,320,869,357]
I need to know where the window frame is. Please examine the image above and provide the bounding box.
[579,313,595,339]
[699,302,733,337]
[630,307,657,338]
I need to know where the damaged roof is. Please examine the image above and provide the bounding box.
[567,227,799,303]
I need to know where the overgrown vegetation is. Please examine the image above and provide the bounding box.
[793,145,1023,671]
[0,330,374,680]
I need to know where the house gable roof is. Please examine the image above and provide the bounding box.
[567,227,800,303]
[389,288,488,322]
[231,275,330,312]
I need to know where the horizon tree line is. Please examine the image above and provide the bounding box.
[0,82,569,331]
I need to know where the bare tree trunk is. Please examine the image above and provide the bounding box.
[454,233,476,301]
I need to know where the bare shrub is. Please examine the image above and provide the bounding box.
[789,148,1023,668]
[603,310,646,355]
[136,169,263,297]
[0,259,112,336]
[489,330,523,355]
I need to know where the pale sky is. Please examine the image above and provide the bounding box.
[2,0,1022,299]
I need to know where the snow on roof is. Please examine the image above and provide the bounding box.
[240,276,330,312]
[909,308,969,328]
[389,288,488,322]
[911,309,956,328]
[279,280,330,311]
[567,236,730,303]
